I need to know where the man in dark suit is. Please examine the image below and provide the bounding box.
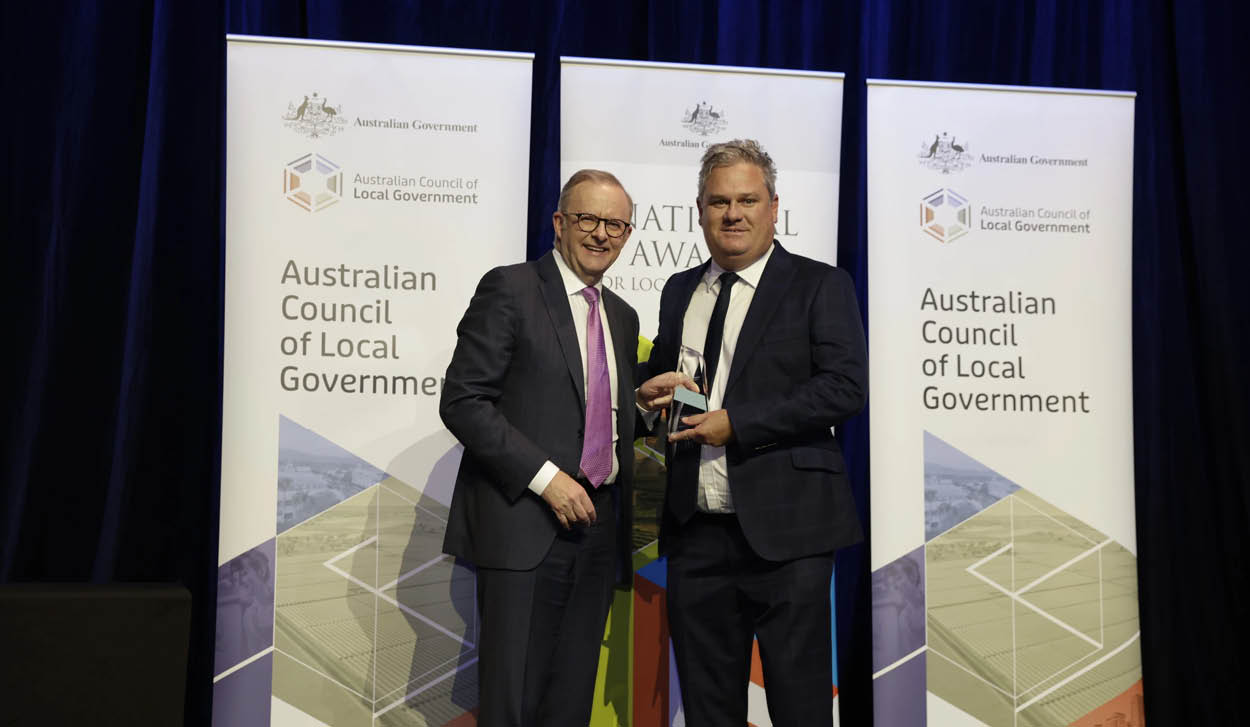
[641,139,868,726]
[440,170,687,726]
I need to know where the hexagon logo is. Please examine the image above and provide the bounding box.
[920,188,971,243]
[284,153,343,212]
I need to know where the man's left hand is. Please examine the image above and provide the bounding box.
[668,409,734,447]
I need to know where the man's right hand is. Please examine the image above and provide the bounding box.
[637,371,699,412]
[541,471,596,529]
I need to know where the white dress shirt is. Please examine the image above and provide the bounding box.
[680,243,775,512]
[527,250,620,495]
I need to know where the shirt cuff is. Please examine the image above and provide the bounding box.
[528,460,560,496]
[635,386,662,425]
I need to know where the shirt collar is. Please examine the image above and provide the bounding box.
[705,240,775,290]
[553,247,601,296]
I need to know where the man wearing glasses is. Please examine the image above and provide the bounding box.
[441,170,686,726]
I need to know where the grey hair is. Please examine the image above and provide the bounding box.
[557,169,633,212]
[697,138,777,201]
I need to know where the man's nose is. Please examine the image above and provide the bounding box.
[591,219,610,241]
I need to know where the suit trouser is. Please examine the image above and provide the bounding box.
[667,512,835,727]
[474,485,616,727]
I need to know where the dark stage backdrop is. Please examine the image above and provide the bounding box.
[3,1,1247,724]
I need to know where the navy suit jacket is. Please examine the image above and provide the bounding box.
[642,242,868,561]
[440,251,639,585]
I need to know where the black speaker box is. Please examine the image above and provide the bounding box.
[0,584,192,727]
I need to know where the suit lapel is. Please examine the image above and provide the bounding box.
[537,251,586,407]
[603,288,635,430]
[724,242,792,396]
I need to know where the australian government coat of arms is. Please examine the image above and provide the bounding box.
[918,132,973,174]
[681,101,728,137]
[283,92,347,139]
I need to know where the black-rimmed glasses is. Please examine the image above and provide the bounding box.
[563,212,632,238]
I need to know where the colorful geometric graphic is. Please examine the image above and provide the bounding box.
[215,539,276,675]
[212,651,274,727]
[270,421,476,726]
[277,416,387,534]
[222,387,843,725]
[626,541,675,727]
[1068,679,1144,727]
[924,431,1020,541]
[873,547,925,673]
[874,432,1143,727]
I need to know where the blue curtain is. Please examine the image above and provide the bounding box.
[3,1,1246,724]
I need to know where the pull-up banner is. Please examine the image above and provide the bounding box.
[561,57,845,727]
[867,80,1141,727]
[215,35,531,726]
[561,57,845,342]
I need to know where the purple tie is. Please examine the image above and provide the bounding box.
[579,287,612,487]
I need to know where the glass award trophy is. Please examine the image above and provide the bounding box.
[670,344,709,437]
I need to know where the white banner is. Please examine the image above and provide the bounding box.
[214,36,531,726]
[561,57,844,340]
[561,57,845,727]
[867,80,1142,727]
